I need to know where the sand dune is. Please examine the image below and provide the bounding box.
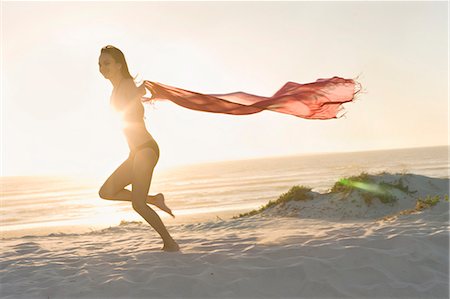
[1,172,448,298]
[252,173,449,220]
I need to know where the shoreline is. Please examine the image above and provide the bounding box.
[3,171,449,239]
[1,207,252,240]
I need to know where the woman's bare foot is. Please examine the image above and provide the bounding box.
[147,193,175,217]
[162,239,180,252]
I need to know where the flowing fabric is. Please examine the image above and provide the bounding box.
[140,76,360,119]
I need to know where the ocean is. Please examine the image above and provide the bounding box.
[1,146,449,239]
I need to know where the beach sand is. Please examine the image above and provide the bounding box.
[1,173,449,298]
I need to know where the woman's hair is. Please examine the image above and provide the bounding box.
[100,45,139,83]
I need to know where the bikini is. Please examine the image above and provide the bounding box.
[128,138,160,163]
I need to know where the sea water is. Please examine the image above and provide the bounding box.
[1,146,449,238]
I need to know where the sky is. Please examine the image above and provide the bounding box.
[1,1,449,177]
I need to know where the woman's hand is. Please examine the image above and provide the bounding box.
[140,82,157,99]
[146,83,157,99]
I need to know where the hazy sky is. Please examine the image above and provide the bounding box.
[2,1,448,177]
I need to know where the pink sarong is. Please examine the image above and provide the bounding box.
[140,76,360,119]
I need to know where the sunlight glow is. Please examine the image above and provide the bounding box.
[2,2,448,176]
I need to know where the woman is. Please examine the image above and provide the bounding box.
[98,45,179,252]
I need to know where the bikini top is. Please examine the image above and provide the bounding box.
[110,78,147,123]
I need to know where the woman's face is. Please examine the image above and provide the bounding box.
[98,53,122,80]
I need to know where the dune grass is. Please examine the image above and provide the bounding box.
[383,194,449,220]
[234,185,312,218]
[330,172,370,193]
[415,195,443,210]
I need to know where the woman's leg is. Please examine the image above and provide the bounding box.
[131,148,179,251]
[98,158,173,216]
[98,158,133,199]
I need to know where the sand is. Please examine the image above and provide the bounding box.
[1,173,449,299]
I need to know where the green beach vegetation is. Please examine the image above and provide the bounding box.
[382,194,449,221]
[234,185,312,218]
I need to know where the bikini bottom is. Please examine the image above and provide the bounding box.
[128,139,160,163]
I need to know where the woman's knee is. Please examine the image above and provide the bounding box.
[98,184,114,199]
[99,159,133,199]
[98,187,109,199]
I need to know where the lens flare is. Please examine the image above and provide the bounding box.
[339,179,386,195]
